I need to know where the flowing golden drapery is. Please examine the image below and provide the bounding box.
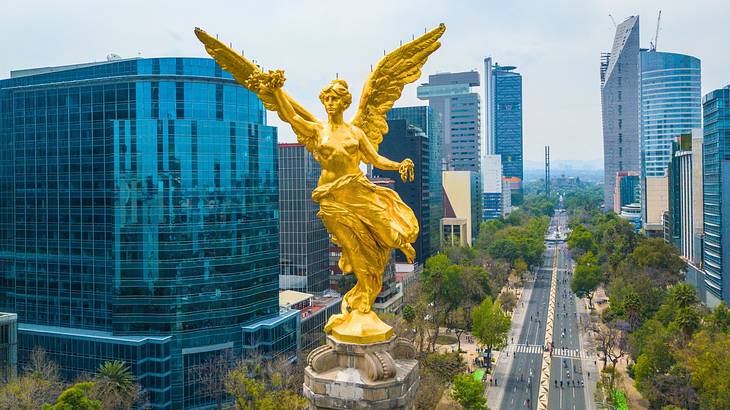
[313,174,418,333]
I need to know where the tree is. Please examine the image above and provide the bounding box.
[402,304,416,323]
[43,382,102,410]
[451,373,488,410]
[497,291,517,313]
[91,361,142,410]
[188,349,234,409]
[705,302,730,333]
[567,224,596,255]
[587,320,628,368]
[422,254,465,351]
[421,352,466,383]
[471,297,511,357]
[680,330,730,410]
[224,359,307,410]
[0,348,66,410]
[570,252,603,307]
[629,238,685,286]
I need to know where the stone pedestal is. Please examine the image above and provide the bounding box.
[303,335,419,410]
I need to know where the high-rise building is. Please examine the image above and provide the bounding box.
[0,58,298,409]
[691,129,704,265]
[484,58,523,196]
[666,133,694,257]
[442,171,480,245]
[614,171,640,211]
[0,313,17,382]
[482,154,505,220]
[278,143,329,294]
[417,71,481,173]
[380,106,443,263]
[702,86,730,307]
[601,16,641,212]
[640,51,701,235]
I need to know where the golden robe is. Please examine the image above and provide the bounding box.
[312,173,418,317]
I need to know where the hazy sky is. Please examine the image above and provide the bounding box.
[2,0,729,163]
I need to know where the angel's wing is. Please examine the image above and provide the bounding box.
[351,24,445,151]
[194,27,318,123]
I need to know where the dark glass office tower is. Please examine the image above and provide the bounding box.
[373,118,428,264]
[382,106,443,263]
[0,58,298,409]
[702,86,730,306]
[484,58,523,196]
[278,143,329,294]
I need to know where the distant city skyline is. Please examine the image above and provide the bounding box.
[2,1,729,164]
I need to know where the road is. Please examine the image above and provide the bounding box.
[494,211,593,410]
[547,215,588,410]
[497,214,562,410]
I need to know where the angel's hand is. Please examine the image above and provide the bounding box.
[244,70,285,93]
[399,158,414,182]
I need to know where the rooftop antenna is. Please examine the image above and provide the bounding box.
[650,10,662,51]
[608,14,617,28]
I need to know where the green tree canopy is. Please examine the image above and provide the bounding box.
[471,297,511,353]
[451,373,489,410]
[43,382,101,410]
[680,330,730,410]
[570,251,604,305]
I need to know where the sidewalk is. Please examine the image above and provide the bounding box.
[486,274,536,409]
[575,293,598,410]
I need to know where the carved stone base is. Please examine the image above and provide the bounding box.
[303,335,419,410]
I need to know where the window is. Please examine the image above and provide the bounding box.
[618,119,622,129]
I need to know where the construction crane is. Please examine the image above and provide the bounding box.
[608,14,617,28]
[650,10,662,51]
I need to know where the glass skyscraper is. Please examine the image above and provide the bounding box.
[702,86,730,306]
[0,57,298,408]
[601,16,641,212]
[277,143,328,294]
[639,51,701,232]
[484,58,523,195]
[382,106,443,263]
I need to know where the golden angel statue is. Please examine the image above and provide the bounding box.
[195,24,445,344]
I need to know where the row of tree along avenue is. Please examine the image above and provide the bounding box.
[565,185,730,410]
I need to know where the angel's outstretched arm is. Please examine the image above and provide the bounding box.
[358,129,401,171]
[270,87,320,144]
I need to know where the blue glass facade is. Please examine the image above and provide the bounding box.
[702,86,730,306]
[0,58,295,408]
[640,52,701,178]
[482,192,502,220]
[639,51,701,229]
[492,65,523,184]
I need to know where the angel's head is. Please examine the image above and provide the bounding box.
[319,79,352,115]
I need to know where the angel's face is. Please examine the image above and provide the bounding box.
[322,93,345,115]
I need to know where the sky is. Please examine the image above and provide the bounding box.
[2,0,729,165]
